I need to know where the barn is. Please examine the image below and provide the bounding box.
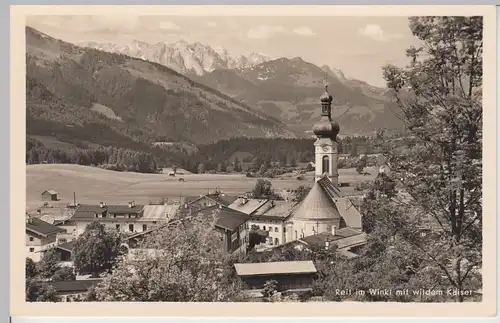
[41,190,58,201]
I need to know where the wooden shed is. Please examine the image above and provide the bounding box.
[41,190,58,201]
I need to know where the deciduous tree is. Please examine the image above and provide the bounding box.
[379,16,483,302]
[72,221,123,277]
[93,215,244,301]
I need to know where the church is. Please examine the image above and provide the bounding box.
[222,84,365,252]
[282,84,364,242]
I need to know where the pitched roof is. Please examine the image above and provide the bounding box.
[290,181,341,221]
[210,195,239,206]
[192,205,249,231]
[252,200,298,219]
[48,279,101,293]
[55,241,75,253]
[42,190,57,195]
[334,198,363,230]
[71,204,144,221]
[228,198,269,215]
[140,204,178,222]
[300,227,367,250]
[234,261,317,276]
[26,217,65,237]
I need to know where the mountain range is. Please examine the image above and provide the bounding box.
[81,39,404,135]
[26,27,296,149]
[81,40,274,76]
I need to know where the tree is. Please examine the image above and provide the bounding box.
[350,142,358,157]
[356,155,367,174]
[26,279,58,302]
[72,221,123,277]
[294,185,311,202]
[262,279,278,299]
[94,215,244,301]
[37,249,60,280]
[252,179,273,198]
[52,267,76,282]
[26,258,37,280]
[379,16,483,302]
[197,163,206,174]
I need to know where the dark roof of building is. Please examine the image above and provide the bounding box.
[26,217,65,237]
[209,194,239,206]
[72,204,144,221]
[56,241,75,253]
[48,279,102,293]
[191,205,249,231]
[42,190,57,195]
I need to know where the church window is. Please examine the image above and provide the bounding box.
[263,226,266,230]
[275,227,278,232]
[274,238,279,245]
[322,156,330,174]
[295,231,298,240]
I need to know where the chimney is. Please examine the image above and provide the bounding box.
[128,202,133,208]
[325,241,330,250]
[132,201,136,207]
[331,225,337,236]
[100,202,104,208]
[218,204,223,209]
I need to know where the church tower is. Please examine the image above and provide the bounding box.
[312,83,340,186]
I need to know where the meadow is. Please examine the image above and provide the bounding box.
[26,164,377,213]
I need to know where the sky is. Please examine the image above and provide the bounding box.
[26,15,421,87]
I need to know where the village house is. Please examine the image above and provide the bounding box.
[62,202,177,237]
[124,203,250,255]
[234,260,318,297]
[45,279,101,302]
[276,226,368,259]
[26,215,66,262]
[41,189,58,201]
[228,198,298,247]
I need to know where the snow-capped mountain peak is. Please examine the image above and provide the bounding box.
[80,39,274,76]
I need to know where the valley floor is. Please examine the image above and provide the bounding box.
[26,164,377,213]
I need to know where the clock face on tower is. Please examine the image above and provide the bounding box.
[321,145,328,152]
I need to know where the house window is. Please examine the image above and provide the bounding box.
[275,227,279,232]
[59,239,67,244]
[29,248,34,252]
[142,224,147,231]
[116,224,120,230]
[322,156,330,174]
[29,237,34,241]
[129,224,134,232]
[274,238,279,245]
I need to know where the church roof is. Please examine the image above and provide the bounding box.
[290,181,341,221]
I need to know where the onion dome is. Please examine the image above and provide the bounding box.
[320,89,333,103]
[312,82,339,140]
[313,119,339,138]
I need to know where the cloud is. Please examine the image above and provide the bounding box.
[207,21,217,28]
[358,24,403,42]
[159,21,180,31]
[293,26,316,37]
[247,25,286,39]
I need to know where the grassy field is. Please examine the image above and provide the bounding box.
[26,164,377,213]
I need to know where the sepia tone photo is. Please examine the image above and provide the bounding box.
[12,4,496,317]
